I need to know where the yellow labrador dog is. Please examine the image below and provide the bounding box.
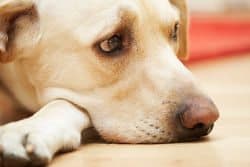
[0,0,219,166]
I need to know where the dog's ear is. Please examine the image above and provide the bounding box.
[0,0,34,63]
[169,0,188,60]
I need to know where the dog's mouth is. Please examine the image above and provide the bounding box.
[80,118,215,144]
[79,123,214,145]
[66,99,216,144]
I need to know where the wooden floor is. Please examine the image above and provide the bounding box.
[49,54,250,167]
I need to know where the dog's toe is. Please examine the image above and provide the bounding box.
[0,128,52,167]
[0,131,29,167]
[24,134,51,167]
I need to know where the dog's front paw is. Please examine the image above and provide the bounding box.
[0,122,81,167]
[0,124,52,167]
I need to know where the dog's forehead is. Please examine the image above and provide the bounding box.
[36,0,134,43]
[37,0,176,17]
[36,0,179,39]
[37,0,138,21]
[36,0,178,24]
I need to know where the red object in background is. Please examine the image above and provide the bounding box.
[188,15,250,62]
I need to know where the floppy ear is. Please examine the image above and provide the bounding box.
[0,0,34,63]
[169,0,188,60]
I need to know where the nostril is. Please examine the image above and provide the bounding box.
[179,113,206,130]
[192,123,205,130]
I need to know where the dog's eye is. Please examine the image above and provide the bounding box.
[99,35,123,54]
[170,23,179,41]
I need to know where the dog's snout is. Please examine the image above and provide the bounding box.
[179,96,219,129]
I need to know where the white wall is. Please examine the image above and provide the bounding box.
[188,0,250,13]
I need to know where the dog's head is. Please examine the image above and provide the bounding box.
[0,0,219,143]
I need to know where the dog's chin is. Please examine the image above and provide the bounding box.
[91,127,174,144]
[98,135,202,144]
[107,135,211,144]
[90,124,214,144]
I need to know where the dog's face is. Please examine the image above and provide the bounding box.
[0,0,219,143]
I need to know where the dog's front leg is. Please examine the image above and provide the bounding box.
[0,100,91,167]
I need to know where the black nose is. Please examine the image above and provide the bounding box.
[177,96,219,140]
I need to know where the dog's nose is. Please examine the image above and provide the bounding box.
[179,96,219,130]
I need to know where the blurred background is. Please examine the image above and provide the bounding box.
[189,0,250,14]
[187,0,250,62]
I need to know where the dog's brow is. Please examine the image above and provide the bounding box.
[93,7,138,42]
[74,5,139,45]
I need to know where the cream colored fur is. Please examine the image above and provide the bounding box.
[0,0,209,166]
